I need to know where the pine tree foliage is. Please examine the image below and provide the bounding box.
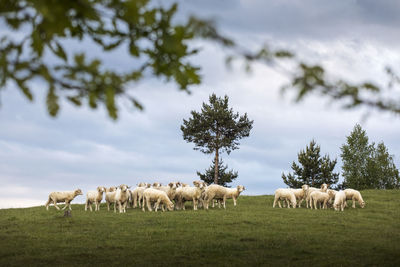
[196,158,238,186]
[282,140,339,188]
[340,124,399,189]
[181,94,253,184]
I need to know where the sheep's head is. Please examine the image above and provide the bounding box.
[320,183,328,192]
[168,182,177,189]
[137,182,146,187]
[167,202,174,211]
[75,189,83,196]
[153,182,161,188]
[119,184,129,192]
[108,186,117,192]
[146,183,151,188]
[302,184,309,191]
[360,201,365,208]
[237,185,245,193]
[97,186,105,193]
[327,190,336,198]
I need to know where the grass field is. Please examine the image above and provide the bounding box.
[0,190,399,266]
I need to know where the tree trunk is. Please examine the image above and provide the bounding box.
[214,148,219,184]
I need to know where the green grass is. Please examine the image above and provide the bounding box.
[0,190,399,266]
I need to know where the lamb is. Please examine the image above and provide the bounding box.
[142,188,174,212]
[85,186,106,211]
[152,182,162,188]
[344,189,365,208]
[45,189,83,211]
[105,186,119,212]
[176,180,206,210]
[155,182,179,209]
[333,190,346,211]
[272,188,297,208]
[303,183,329,208]
[309,190,335,209]
[115,184,130,213]
[204,185,245,209]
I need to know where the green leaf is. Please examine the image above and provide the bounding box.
[46,86,60,116]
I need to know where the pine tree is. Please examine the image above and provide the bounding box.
[181,94,253,184]
[282,140,339,188]
[197,158,238,186]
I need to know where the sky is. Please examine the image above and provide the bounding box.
[1,0,399,208]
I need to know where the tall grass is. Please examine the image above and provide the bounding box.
[0,190,399,266]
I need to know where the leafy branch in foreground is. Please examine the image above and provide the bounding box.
[1,0,399,119]
[0,0,232,119]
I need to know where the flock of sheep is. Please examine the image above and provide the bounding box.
[44,181,246,212]
[273,184,366,211]
[44,181,365,213]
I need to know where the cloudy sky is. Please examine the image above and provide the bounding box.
[1,0,399,208]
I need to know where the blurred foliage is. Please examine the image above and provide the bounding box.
[1,0,399,119]
[0,0,232,119]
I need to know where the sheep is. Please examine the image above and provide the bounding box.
[344,189,365,208]
[272,188,297,208]
[289,188,307,208]
[176,180,206,210]
[115,184,130,213]
[142,188,174,212]
[105,186,119,212]
[130,183,151,208]
[309,190,335,209]
[303,183,329,208]
[85,186,106,211]
[333,190,346,211]
[45,189,83,211]
[204,185,245,209]
[326,189,338,208]
[154,182,179,209]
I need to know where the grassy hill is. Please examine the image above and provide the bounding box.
[0,190,399,266]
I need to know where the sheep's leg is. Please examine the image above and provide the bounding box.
[89,201,93,212]
[107,201,110,211]
[298,198,303,208]
[193,198,197,210]
[85,200,88,211]
[222,196,226,209]
[45,198,51,210]
[212,199,215,208]
[114,201,117,213]
[352,197,356,208]
[273,197,277,208]
[142,197,146,212]
[133,196,137,208]
[146,198,152,212]
[233,196,237,206]
[154,200,160,212]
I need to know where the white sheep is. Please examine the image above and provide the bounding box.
[45,189,83,211]
[85,186,106,211]
[333,190,346,211]
[155,182,179,210]
[142,188,174,212]
[289,188,306,208]
[309,190,334,209]
[204,185,245,209]
[115,184,130,213]
[272,188,297,208]
[344,189,365,208]
[303,183,329,208]
[131,183,150,208]
[105,186,119,212]
[176,180,206,210]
